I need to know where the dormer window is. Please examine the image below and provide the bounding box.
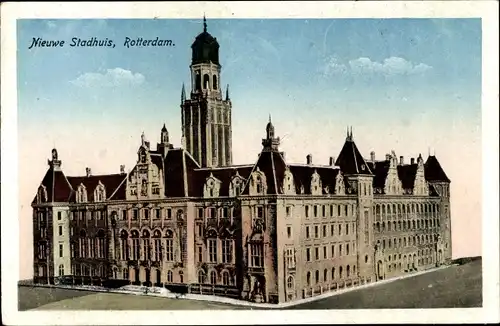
[37,185,48,203]
[94,181,106,202]
[229,175,244,197]
[311,170,322,195]
[335,172,345,195]
[250,169,267,196]
[204,173,221,198]
[283,168,296,195]
[76,184,87,203]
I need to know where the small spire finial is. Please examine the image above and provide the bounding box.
[203,14,207,32]
[350,126,353,139]
[269,113,272,123]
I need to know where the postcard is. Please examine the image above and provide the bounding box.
[1,1,499,325]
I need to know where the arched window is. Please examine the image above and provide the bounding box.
[97,229,106,259]
[222,271,230,285]
[324,269,328,282]
[346,265,350,278]
[131,230,140,260]
[203,74,210,89]
[165,230,174,262]
[198,270,206,284]
[331,267,335,280]
[339,266,343,279]
[120,230,129,260]
[167,270,173,283]
[315,270,319,284]
[210,270,217,285]
[287,276,294,289]
[196,73,201,91]
[58,264,64,276]
[306,271,311,286]
[213,75,218,90]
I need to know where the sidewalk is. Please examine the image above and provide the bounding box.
[19,264,453,309]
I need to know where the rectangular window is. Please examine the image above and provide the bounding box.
[339,244,342,256]
[59,244,63,258]
[58,212,62,220]
[331,245,335,257]
[339,224,342,236]
[144,209,149,220]
[257,206,264,218]
[346,243,350,255]
[155,209,161,219]
[58,225,63,236]
[122,210,127,220]
[133,209,138,220]
[306,248,311,262]
[222,207,229,218]
[323,246,327,259]
[165,239,174,261]
[331,224,334,236]
[209,207,216,218]
[315,247,319,260]
[286,248,295,268]
[250,243,264,267]
[306,226,310,239]
[346,224,349,235]
[330,205,334,217]
[198,246,203,262]
[322,205,326,218]
[286,206,291,217]
[305,206,310,218]
[314,225,319,238]
[338,205,341,217]
[132,239,140,260]
[322,225,327,237]
[208,239,217,263]
[287,226,292,238]
[222,240,233,263]
[314,205,318,217]
[197,224,203,237]
[198,208,204,218]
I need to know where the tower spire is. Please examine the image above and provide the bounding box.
[269,113,272,123]
[203,14,207,32]
[181,83,186,103]
[350,126,353,140]
[225,84,230,101]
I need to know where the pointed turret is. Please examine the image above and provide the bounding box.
[181,83,186,103]
[262,115,280,151]
[225,84,230,101]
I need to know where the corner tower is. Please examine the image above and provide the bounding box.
[181,17,232,167]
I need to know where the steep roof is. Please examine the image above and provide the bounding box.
[397,164,419,189]
[32,167,73,204]
[424,155,450,183]
[241,151,287,195]
[288,165,341,195]
[188,165,253,197]
[67,173,127,202]
[335,139,372,175]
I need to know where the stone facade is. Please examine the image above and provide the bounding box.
[30,19,452,304]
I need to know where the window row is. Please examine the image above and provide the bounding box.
[72,238,106,259]
[374,218,440,233]
[197,239,234,264]
[198,206,234,219]
[373,202,440,221]
[377,233,439,250]
[115,208,184,221]
[198,269,235,286]
[305,242,356,262]
[70,210,106,221]
[119,238,173,261]
[70,264,106,277]
[304,204,357,219]
[306,264,357,287]
[305,223,356,239]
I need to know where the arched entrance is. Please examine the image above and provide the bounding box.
[145,268,151,287]
[134,267,140,285]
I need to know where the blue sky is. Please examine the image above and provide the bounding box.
[18,18,481,133]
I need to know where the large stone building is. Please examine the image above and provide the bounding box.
[31,19,452,304]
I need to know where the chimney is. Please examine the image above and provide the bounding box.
[120,165,125,174]
[306,154,312,165]
[385,153,391,161]
[411,158,415,165]
[329,156,335,166]
[370,151,375,163]
[86,167,92,177]
[399,156,404,165]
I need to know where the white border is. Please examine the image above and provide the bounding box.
[1,1,499,325]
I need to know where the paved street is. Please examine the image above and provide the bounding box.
[19,259,481,311]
